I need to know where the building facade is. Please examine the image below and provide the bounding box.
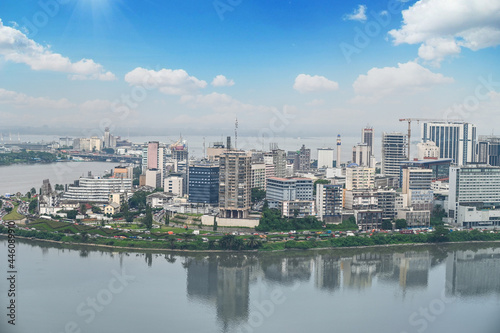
[382,132,407,177]
[188,163,219,204]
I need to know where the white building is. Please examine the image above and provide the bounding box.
[417,141,439,160]
[164,175,184,196]
[251,163,266,189]
[421,122,476,165]
[145,169,162,189]
[316,184,343,222]
[345,166,375,191]
[448,165,500,226]
[317,148,335,169]
[381,132,406,177]
[63,177,132,203]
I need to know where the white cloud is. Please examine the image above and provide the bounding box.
[124,67,207,95]
[0,88,75,109]
[389,0,500,64]
[0,19,116,80]
[352,61,454,102]
[293,74,339,93]
[306,99,325,106]
[211,74,235,87]
[344,5,367,22]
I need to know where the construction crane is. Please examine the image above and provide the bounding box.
[399,118,463,161]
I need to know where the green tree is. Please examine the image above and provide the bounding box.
[213,216,217,231]
[81,232,89,243]
[66,210,77,219]
[395,219,408,229]
[30,187,36,195]
[28,198,38,214]
[381,220,393,230]
[143,205,153,229]
[129,191,150,210]
[251,188,266,203]
[430,225,450,242]
[80,204,87,215]
[165,211,170,226]
[0,200,2,209]
[246,235,261,249]
[26,191,31,199]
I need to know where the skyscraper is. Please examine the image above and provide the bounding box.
[362,126,374,156]
[336,135,342,167]
[381,132,406,178]
[421,122,476,165]
[218,150,251,218]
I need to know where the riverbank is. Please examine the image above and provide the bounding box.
[3,233,500,255]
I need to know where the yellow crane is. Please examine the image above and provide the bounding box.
[399,118,463,160]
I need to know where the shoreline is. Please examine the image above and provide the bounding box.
[4,234,500,254]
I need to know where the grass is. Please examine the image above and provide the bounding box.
[4,203,25,220]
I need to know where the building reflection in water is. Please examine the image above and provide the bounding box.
[446,247,500,297]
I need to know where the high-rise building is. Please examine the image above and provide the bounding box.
[266,177,313,209]
[362,127,374,156]
[401,167,433,194]
[147,141,159,170]
[250,163,266,190]
[476,135,500,166]
[421,122,476,165]
[218,150,251,218]
[381,132,406,178]
[63,177,132,203]
[289,145,311,171]
[336,135,342,167]
[352,143,373,167]
[448,165,500,225]
[345,166,375,191]
[188,163,219,204]
[316,184,343,222]
[164,174,184,196]
[317,148,334,169]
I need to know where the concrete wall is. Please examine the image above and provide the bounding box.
[201,215,259,228]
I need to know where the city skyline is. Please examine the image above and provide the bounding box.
[0,0,499,137]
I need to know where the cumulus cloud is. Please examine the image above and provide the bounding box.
[0,19,116,80]
[389,0,500,64]
[125,67,207,95]
[352,61,454,102]
[211,74,235,87]
[344,5,367,22]
[0,88,75,109]
[293,74,339,93]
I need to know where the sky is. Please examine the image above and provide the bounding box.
[0,0,499,140]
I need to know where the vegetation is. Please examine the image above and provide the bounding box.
[256,207,323,232]
[129,190,150,210]
[143,205,153,229]
[381,220,393,230]
[431,205,446,226]
[251,188,266,203]
[0,151,60,166]
[3,203,24,220]
[29,198,38,214]
[395,219,408,229]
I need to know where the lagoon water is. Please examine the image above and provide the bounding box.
[1,239,499,333]
[0,161,117,196]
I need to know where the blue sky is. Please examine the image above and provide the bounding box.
[0,0,499,139]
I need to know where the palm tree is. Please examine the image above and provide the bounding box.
[246,235,261,249]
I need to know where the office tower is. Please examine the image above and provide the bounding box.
[266,177,314,211]
[377,189,396,220]
[316,184,343,222]
[147,141,159,169]
[448,165,500,227]
[352,143,373,167]
[63,177,132,203]
[188,163,219,204]
[264,148,287,178]
[381,132,406,178]
[171,138,188,161]
[401,168,432,194]
[218,150,251,218]
[317,148,334,169]
[477,135,500,166]
[362,126,374,156]
[421,122,476,165]
[336,134,341,167]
